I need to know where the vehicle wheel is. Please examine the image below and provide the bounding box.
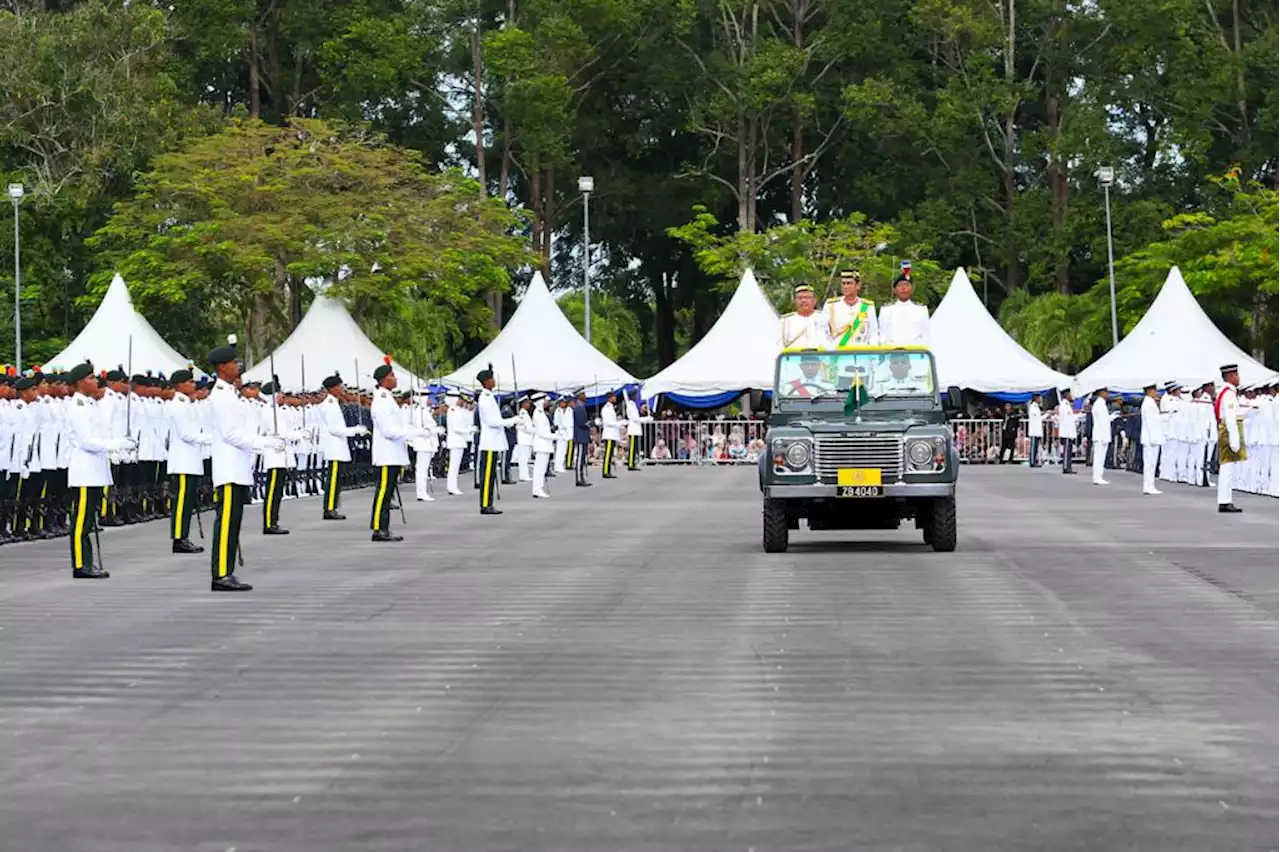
[921,514,934,545]
[763,498,789,553]
[929,497,957,553]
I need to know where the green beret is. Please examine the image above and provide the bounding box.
[208,345,237,366]
[67,362,94,383]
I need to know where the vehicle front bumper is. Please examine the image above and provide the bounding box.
[763,483,955,499]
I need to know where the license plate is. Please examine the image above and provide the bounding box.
[837,468,882,487]
[837,485,883,498]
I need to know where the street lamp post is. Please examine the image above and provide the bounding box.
[1096,166,1119,348]
[8,183,23,368]
[578,175,594,344]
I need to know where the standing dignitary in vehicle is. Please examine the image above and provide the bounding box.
[826,269,879,348]
[444,390,471,496]
[877,272,931,347]
[1056,388,1079,474]
[1139,383,1165,495]
[1215,364,1246,513]
[1089,388,1115,485]
[318,374,368,520]
[530,392,555,498]
[780,284,830,349]
[165,368,211,554]
[66,361,134,578]
[599,390,621,478]
[572,389,592,487]
[369,358,418,540]
[625,392,647,471]
[208,340,284,592]
[476,369,519,514]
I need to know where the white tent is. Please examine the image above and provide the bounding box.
[641,268,780,403]
[1074,266,1271,393]
[47,273,195,375]
[244,292,424,391]
[930,268,1072,394]
[440,271,636,394]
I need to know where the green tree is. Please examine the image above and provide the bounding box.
[87,118,532,363]
[557,289,643,370]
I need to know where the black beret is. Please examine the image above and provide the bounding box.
[208,345,237,366]
[67,362,94,383]
[261,381,277,394]
[322,374,343,389]
[476,369,494,383]
[14,377,36,391]
[105,369,127,382]
[373,364,393,381]
[131,373,147,385]
[170,369,193,384]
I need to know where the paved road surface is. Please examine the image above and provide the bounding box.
[0,466,1275,852]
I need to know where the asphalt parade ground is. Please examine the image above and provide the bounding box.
[0,465,1275,852]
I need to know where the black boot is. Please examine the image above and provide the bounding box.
[263,526,290,535]
[480,506,503,515]
[172,539,204,554]
[1218,503,1242,513]
[371,530,403,542]
[211,575,253,592]
[73,567,110,579]
[323,510,346,520]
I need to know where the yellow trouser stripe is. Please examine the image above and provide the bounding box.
[564,442,573,467]
[373,466,389,530]
[174,475,187,540]
[101,486,108,515]
[266,469,278,527]
[328,461,339,510]
[73,487,87,569]
[482,451,494,506]
[604,440,613,473]
[218,484,232,578]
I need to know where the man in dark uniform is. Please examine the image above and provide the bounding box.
[573,388,592,487]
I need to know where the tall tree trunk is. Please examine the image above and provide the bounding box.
[248,27,261,119]
[1231,0,1248,147]
[1047,93,1069,294]
[541,166,555,271]
[652,260,677,367]
[1001,0,1018,291]
[789,1,806,223]
[736,112,750,232]
[267,4,282,123]
[471,23,487,193]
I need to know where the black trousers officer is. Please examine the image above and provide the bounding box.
[478,450,501,513]
[370,464,402,539]
[211,483,248,586]
[263,466,288,532]
[69,485,105,577]
[169,473,204,553]
[627,434,641,470]
[323,459,345,518]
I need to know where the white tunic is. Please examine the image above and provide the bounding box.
[210,379,270,487]
[532,406,556,454]
[516,409,535,447]
[1057,400,1079,440]
[318,394,357,463]
[1140,395,1164,446]
[1090,396,1113,444]
[779,311,830,350]
[1027,401,1044,439]
[600,404,621,442]
[166,392,210,476]
[477,389,515,452]
[67,393,115,488]
[371,387,412,467]
[825,297,879,347]
[877,300,930,347]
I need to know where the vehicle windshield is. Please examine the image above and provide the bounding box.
[774,350,937,405]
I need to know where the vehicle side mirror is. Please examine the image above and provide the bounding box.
[943,386,965,416]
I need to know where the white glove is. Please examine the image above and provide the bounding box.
[253,436,286,452]
[108,452,121,465]
[594,417,602,427]
[112,437,138,454]
[352,425,370,437]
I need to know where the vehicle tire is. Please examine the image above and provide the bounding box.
[763,498,789,553]
[929,497,957,552]
[921,515,933,545]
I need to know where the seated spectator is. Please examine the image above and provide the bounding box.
[650,439,672,460]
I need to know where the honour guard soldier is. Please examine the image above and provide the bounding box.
[444,390,470,495]
[318,374,368,520]
[624,392,647,471]
[554,395,572,473]
[1158,382,1182,483]
[370,357,418,541]
[0,376,14,543]
[66,361,132,578]
[165,368,210,553]
[599,390,621,478]
[514,396,535,481]
[1215,364,1246,512]
[531,392,555,498]
[1056,388,1079,474]
[259,381,309,535]
[410,389,441,501]
[1026,393,1044,467]
[208,339,284,592]
[1089,389,1115,485]
[475,369,518,514]
[99,369,130,525]
[878,270,930,347]
[1139,383,1164,495]
[780,284,829,350]
[827,269,879,348]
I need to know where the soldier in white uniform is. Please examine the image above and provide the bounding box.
[444,391,471,495]
[476,369,518,514]
[877,273,930,347]
[369,360,420,541]
[165,368,211,554]
[1026,393,1045,467]
[624,393,648,471]
[1089,389,1115,485]
[410,390,442,501]
[1157,382,1182,484]
[318,374,368,520]
[1139,383,1164,495]
[826,269,878,348]
[1214,364,1246,513]
[514,397,535,481]
[0,376,13,543]
[530,392,555,498]
[780,284,830,349]
[554,396,572,473]
[257,380,310,536]
[1055,388,1079,474]
[599,390,621,478]
[65,362,134,578]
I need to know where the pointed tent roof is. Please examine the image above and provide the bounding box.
[1075,266,1271,393]
[440,271,636,394]
[244,292,424,391]
[641,269,780,402]
[930,268,1072,393]
[47,274,195,375]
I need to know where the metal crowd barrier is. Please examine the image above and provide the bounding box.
[947,418,1088,465]
[640,419,768,465]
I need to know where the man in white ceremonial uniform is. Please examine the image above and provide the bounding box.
[1139,383,1164,495]
[410,390,442,501]
[369,359,422,541]
[554,396,572,473]
[826,269,879,348]
[318,374,368,520]
[877,272,930,347]
[66,361,134,579]
[780,284,830,349]
[165,368,211,554]
[1089,388,1115,485]
[624,392,649,471]
[1214,364,1246,513]
[208,340,285,592]
[258,381,310,536]
[475,369,519,515]
[514,397,535,481]
[1026,393,1045,467]
[1055,388,1079,474]
[530,393,555,498]
[1157,382,1182,484]
[445,391,471,496]
[599,390,622,478]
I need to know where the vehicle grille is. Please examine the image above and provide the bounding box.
[813,434,904,483]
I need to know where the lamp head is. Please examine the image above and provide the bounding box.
[1095,166,1115,187]
[577,176,594,193]
[7,183,23,201]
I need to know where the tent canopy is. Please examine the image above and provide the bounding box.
[440,271,636,394]
[930,268,1072,394]
[47,273,195,376]
[641,269,780,405]
[244,292,423,391]
[1074,266,1272,393]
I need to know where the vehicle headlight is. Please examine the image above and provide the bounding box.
[907,440,933,466]
[784,441,810,469]
[907,437,945,471]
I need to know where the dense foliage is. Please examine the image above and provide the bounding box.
[1,0,1275,375]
